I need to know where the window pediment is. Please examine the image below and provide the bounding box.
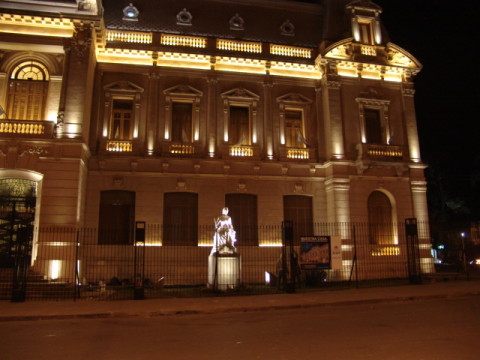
[221,88,259,101]
[276,92,312,105]
[104,81,144,93]
[164,85,203,97]
[347,0,382,12]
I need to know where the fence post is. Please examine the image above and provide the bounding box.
[134,221,146,300]
[405,218,422,284]
[74,229,80,301]
[349,224,359,289]
[281,220,295,293]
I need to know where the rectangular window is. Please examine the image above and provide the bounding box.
[171,102,193,143]
[98,191,135,245]
[283,195,313,245]
[163,192,198,246]
[364,108,382,144]
[229,106,250,145]
[225,194,258,246]
[110,99,133,140]
[359,21,374,45]
[285,109,306,148]
[7,80,48,120]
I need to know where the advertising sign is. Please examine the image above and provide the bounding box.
[299,236,331,270]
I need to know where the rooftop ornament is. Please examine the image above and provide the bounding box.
[123,3,139,21]
[177,8,193,26]
[280,20,295,36]
[229,14,244,31]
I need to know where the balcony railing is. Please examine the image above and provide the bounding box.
[270,44,312,59]
[357,143,405,162]
[286,148,309,160]
[161,34,206,48]
[229,145,254,157]
[0,120,55,138]
[106,140,133,152]
[106,30,152,44]
[217,39,262,53]
[169,143,195,155]
[361,45,377,56]
[371,245,401,256]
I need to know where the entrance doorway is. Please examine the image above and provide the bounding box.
[0,179,37,268]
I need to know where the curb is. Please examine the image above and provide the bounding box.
[1,290,479,322]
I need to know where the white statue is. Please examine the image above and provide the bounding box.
[212,207,237,254]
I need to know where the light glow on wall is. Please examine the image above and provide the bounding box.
[209,140,215,157]
[147,134,154,155]
[267,143,273,159]
[0,14,74,37]
[259,243,282,247]
[49,260,62,280]
[65,123,80,138]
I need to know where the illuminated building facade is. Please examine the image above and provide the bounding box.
[0,0,433,282]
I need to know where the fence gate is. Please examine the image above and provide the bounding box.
[405,218,422,284]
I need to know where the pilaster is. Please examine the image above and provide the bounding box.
[402,82,421,163]
[60,23,95,139]
[322,73,345,160]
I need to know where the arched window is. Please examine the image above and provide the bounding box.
[6,61,49,120]
[367,191,394,245]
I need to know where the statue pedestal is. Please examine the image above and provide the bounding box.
[208,252,241,291]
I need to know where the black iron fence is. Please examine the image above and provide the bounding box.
[0,220,459,301]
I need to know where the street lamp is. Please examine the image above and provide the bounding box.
[461,232,468,276]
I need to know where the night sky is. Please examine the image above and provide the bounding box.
[296,0,480,222]
[375,0,480,222]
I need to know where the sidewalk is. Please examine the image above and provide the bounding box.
[1,280,479,322]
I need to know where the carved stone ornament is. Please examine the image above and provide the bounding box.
[294,183,304,193]
[325,44,350,59]
[359,86,384,99]
[112,175,124,188]
[237,181,247,192]
[19,146,49,157]
[71,24,92,61]
[176,179,187,190]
